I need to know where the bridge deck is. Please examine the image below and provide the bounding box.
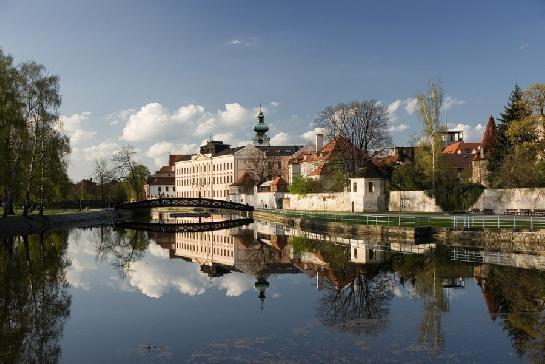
[114,218,254,233]
[117,197,254,212]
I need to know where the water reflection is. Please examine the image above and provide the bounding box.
[0,232,71,363]
[4,222,545,362]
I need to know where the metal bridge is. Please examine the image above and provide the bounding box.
[114,218,254,233]
[116,197,254,212]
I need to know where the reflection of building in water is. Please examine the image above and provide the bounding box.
[156,222,297,306]
[473,265,500,321]
[350,241,385,264]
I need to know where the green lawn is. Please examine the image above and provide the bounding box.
[0,208,105,218]
[257,209,545,230]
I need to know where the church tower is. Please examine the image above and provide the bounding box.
[252,107,270,146]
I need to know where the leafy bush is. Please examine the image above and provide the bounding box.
[288,176,323,196]
[427,167,484,212]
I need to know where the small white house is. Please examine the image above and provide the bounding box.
[349,175,385,213]
[145,176,176,199]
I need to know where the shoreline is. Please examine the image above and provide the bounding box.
[0,210,115,239]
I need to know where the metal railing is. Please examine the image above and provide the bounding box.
[256,208,545,231]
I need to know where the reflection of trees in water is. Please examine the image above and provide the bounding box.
[94,227,149,278]
[0,232,71,363]
[317,267,395,335]
[393,247,472,353]
[483,265,545,363]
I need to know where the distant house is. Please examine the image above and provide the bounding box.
[472,116,497,186]
[145,176,176,199]
[442,133,482,178]
[288,132,360,181]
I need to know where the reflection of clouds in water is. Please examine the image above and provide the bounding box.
[64,228,256,298]
[66,230,99,290]
[128,251,254,298]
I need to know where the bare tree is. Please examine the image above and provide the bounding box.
[94,158,114,202]
[416,81,444,190]
[523,83,545,115]
[315,99,392,176]
[112,145,150,201]
[244,147,282,182]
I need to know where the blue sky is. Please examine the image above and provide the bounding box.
[1,0,544,180]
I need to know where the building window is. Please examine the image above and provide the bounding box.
[368,182,375,193]
[166,186,169,192]
[158,187,161,192]
[353,182,357,192]
[354,248,358,259]
[277,161,281,169]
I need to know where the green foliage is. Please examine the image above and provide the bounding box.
[391,162,430,191]
[288,176,324,195]
[320,166,348,192]
[427,166,484,212]
[488,84,531,187]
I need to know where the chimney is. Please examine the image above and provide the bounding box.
[315,132,324,153]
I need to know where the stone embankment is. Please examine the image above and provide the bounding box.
[0,210,115,238]
[254,211,545,254]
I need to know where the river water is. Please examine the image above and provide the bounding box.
[1,219,544,363]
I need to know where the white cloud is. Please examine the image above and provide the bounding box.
[80,142,120,162]
[404,98,418,114]
[225,38,258,47]
[387,100,402,116]
[270,132,291,145]
[106,108,135,125]
[226,39,243,45]
[449,123,484,142]
[270,101,280,107]
[122,103,205,141]
[218,103,252,125]
[301,128,325,143]
[60,112,96,145]
[444,96,466,110]
[121,102,258,142]
[390,123,409,133]
[146,141,197,167]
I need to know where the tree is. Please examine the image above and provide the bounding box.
[94,158,114,202]
[112,145,150,201]
[315,99,392,176]
[488,85,531,186]
[0,49,25,217]
[18,62,65,216]
[244,147,282,182]
[415,81,444,190]
[523,83,545,115]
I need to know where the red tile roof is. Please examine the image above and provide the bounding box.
[442,142,481,155]
[271,176,288,185]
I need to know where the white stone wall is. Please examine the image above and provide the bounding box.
[284,192,352,211]
[472,188,545,212]
[389,188,545,213]
[389,191,442,213]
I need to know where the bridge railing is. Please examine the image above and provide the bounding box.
[255,208,545,231]
[117,197,254,212]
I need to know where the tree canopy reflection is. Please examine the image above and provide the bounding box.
[0,232,71,363]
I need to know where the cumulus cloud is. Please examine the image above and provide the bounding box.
[106,108,135,125]
[301,128,325,143]
[60,112,96,145]
[121,102,258,142]
[270,132,292,145]
[404,98,418,114]
[122,103,207,141]
[387,100,402,116]
[449,123,484,142]
[146,141,197,167]
[80,142,120,161]
[390,123,409,133]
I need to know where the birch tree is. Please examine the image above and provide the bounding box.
[416,82,444,190]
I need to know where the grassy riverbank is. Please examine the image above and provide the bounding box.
[257,209,545,231]
[0,210,114,238]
